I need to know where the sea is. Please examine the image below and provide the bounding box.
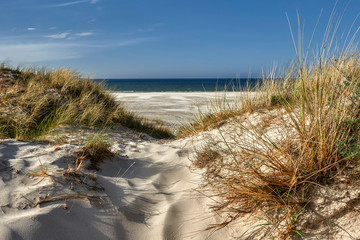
[94,78,261,92]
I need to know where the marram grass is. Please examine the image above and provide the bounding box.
[0,67,173,139]
[188,18,360,239]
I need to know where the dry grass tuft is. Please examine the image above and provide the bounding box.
[193,147,222,169]
[64,156,86,176]
[35,193,100,206]
[29,165,52,178]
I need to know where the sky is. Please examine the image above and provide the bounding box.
[0,0,359,78]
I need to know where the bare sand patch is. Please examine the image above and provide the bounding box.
[112,92,250,131]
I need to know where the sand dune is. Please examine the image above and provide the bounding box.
[0,91,255,240]
[0,129,248,240]
[2,91,360,239]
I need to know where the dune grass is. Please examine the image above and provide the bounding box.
[0,67,173,140]
[177,78,293,138]
[75,133,114,170]
[188,11,360,238]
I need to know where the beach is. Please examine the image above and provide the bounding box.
[112,92,247,131]
[2,0,360,238]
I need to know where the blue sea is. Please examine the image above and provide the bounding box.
[94,78,261,92]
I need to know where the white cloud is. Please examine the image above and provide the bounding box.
[27,28,36,31]
[45,32,70,39]
[0,38,156,63]
[44,32,94,40]
[50,1,87,7]
[49,0,99,7]
[75,32,94,37]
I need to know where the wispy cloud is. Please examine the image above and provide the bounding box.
[27,27,36,31]
[50,0,87,7]
[75,32,94,37]
[0,37,156,63]
[45,32,70,39]
[48,0,99,8]
[44,32,94,40]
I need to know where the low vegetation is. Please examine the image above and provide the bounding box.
[189,13,360,238]
[0,66,173,140]
[177,79,285,138]
[76,133,114,170]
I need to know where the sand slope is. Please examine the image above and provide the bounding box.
[0,132,245,240]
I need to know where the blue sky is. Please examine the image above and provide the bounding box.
[0,0,359,78]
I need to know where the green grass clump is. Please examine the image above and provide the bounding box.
[76,133,114,170]
[0,67,173,139]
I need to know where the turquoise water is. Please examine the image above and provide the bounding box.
[94,78,261,92]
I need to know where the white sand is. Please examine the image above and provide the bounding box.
[0,129,249,240]
[112,92,249,131]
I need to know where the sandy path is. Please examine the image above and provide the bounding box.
[103,137,233,240]
[0,131,246,240]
